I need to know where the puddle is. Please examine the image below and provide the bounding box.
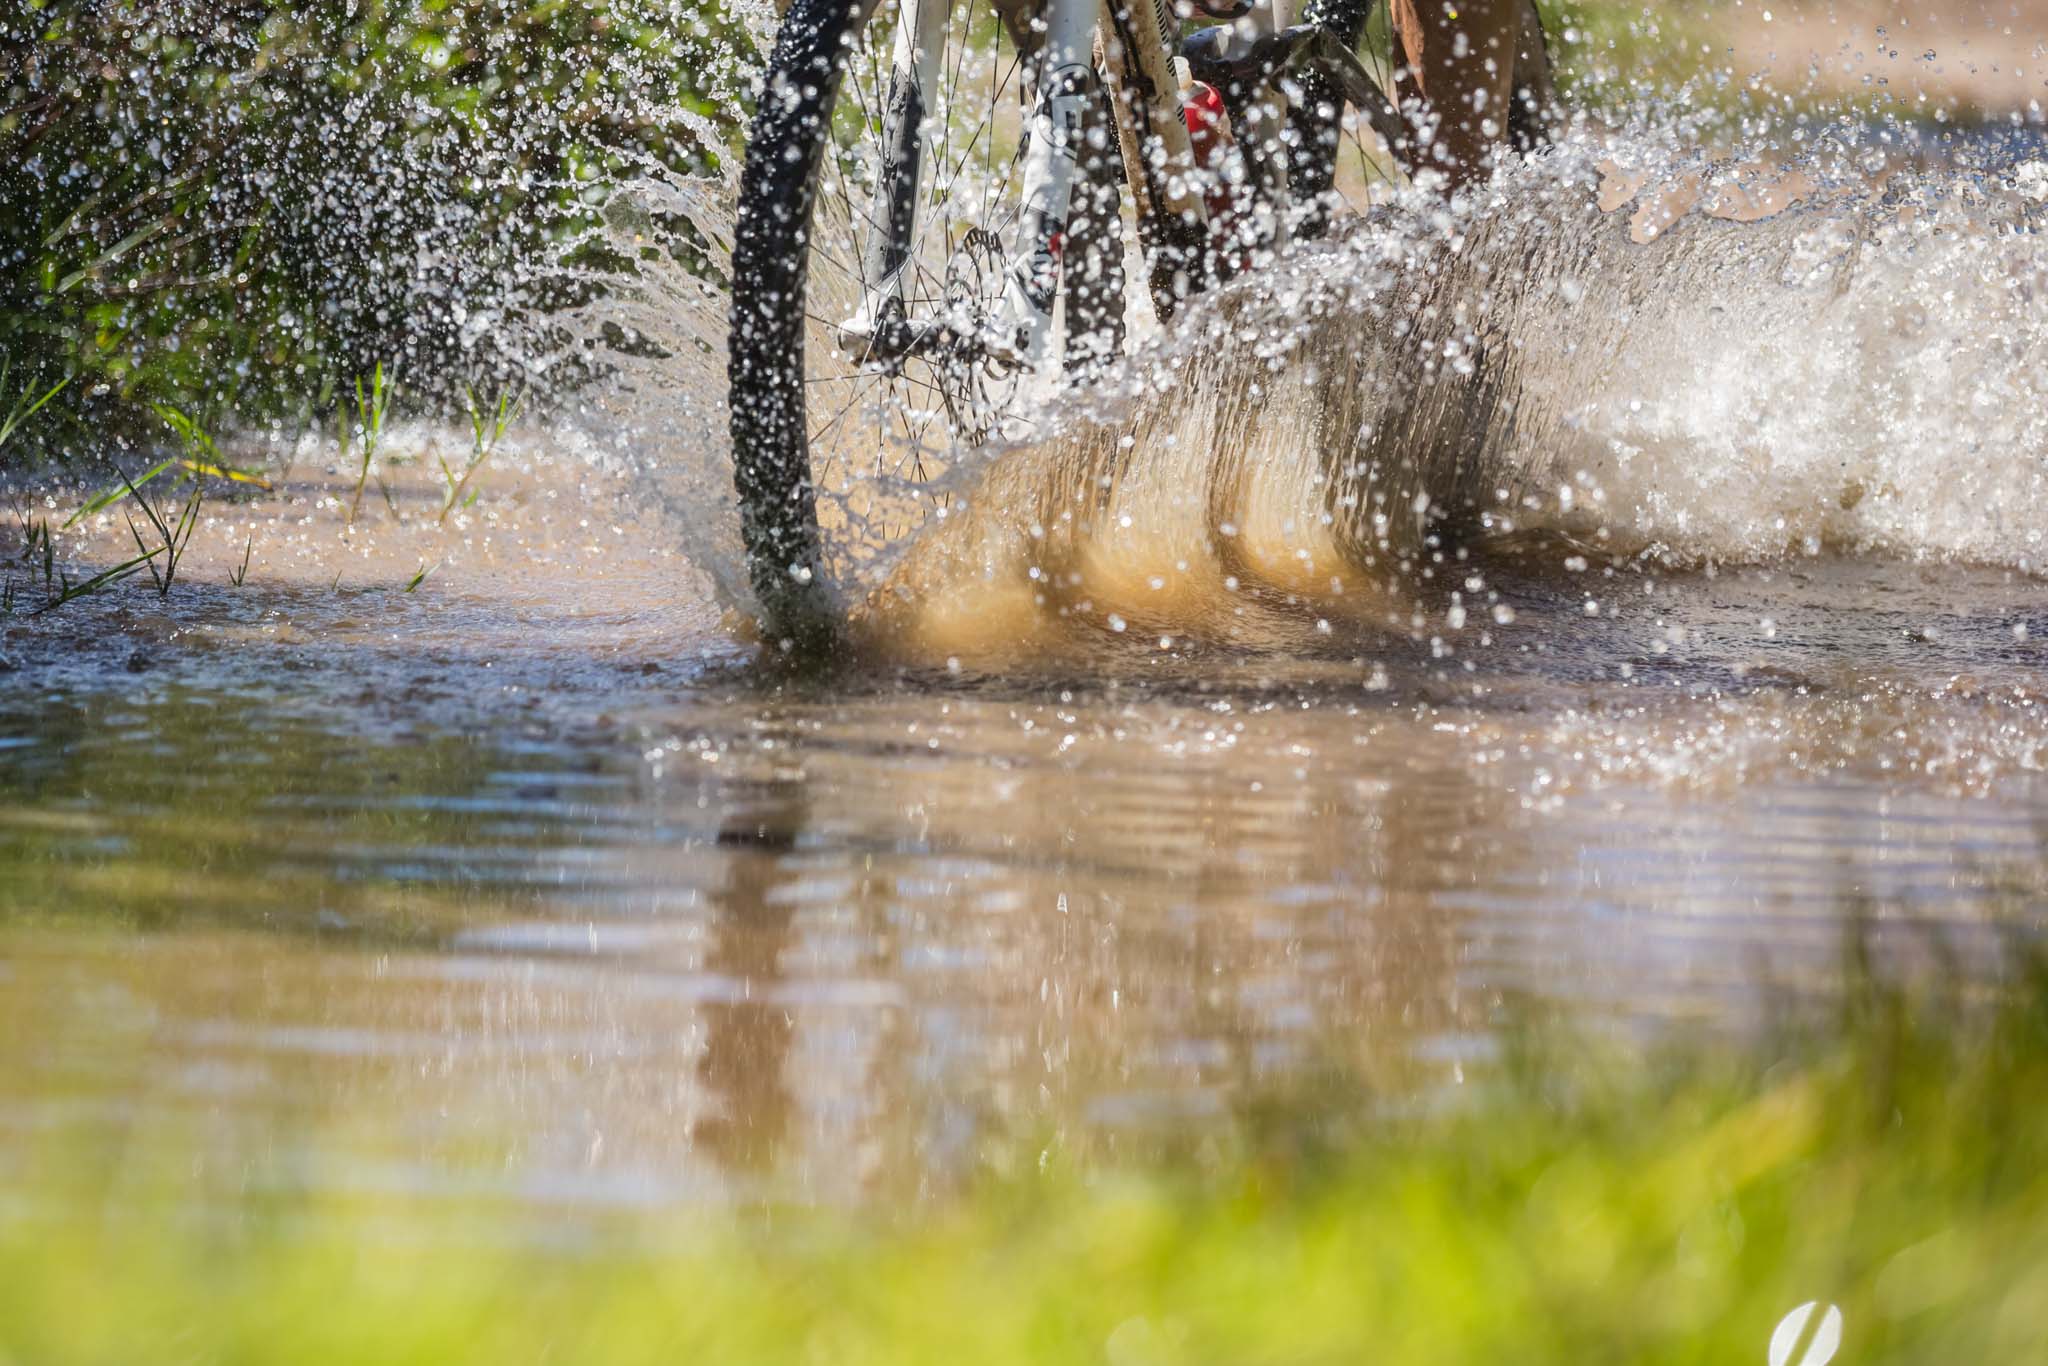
[4,457,2044,1209]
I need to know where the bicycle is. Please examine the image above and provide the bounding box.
[726,0,1553,650]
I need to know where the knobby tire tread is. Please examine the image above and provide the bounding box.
[728,0,865,656]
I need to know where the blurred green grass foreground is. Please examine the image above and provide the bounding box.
[4,969,2046,1366]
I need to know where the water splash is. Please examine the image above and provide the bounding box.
[558,28,2048,664]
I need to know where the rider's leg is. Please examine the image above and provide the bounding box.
[1294,0,1554,207]
[1506,0,1559,153]
[1388,0,1524,189]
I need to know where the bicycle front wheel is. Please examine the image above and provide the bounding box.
[727,0,1124,647]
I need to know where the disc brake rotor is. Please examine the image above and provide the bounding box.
[936,225,1026,448]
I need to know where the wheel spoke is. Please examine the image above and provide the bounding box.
[778,0,1073,540]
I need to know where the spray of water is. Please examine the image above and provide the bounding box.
[550,14,2047,666]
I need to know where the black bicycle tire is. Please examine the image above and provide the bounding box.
[729,0,1130,654]
[727,0,868,655]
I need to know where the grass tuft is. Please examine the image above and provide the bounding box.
[346,360,398,529]
[441,381,524,522]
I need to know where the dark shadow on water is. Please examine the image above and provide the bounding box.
[691,780,808,1174]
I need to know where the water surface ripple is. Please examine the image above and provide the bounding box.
[4,522,2044,1209]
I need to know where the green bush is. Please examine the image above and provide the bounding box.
[1,0,755,452]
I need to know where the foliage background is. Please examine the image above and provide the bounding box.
[0,0,759,452]
[4,1,2021,455]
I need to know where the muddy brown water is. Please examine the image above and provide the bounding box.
[3,456,2044,1213]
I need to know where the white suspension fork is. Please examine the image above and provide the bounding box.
[992,0,1100,366]
[1097,0,1210,319]
[848,0,952,338]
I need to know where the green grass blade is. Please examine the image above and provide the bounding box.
[29,545,162,615]
[64,457,178,530]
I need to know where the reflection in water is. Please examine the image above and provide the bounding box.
[692,786,805,1174]
[0,555,2044,1213]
